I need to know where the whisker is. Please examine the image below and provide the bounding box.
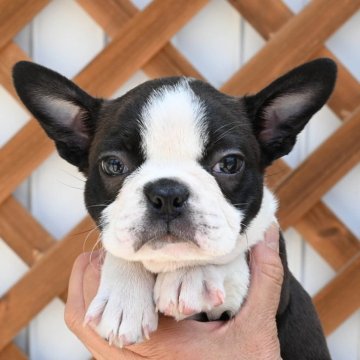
[61,170,86,183]
[212,124,246,145]
[58,181,84,191]
[87,204,109,209]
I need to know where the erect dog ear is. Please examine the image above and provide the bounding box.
[12,61,102,172]
[245,58,337,167]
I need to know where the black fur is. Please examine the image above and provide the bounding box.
[13,59,336,359]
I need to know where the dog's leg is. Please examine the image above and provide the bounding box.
[154,255,249,321]
[85,252,158,347]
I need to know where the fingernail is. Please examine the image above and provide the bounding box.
[265,223,279,253]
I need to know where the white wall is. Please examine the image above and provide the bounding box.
[0,0,359,359]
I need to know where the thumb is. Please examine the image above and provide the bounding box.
[241,224,284,318]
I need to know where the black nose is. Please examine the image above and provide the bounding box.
[144,179,190,220]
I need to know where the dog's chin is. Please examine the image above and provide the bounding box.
[101,228,242,272]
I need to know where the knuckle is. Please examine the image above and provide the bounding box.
[260,260,284,286]
[64,307,80,331]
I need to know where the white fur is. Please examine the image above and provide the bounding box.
[85,253,157,347]
[42,97,80,126]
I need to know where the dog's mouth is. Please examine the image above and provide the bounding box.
[134,227,198,252]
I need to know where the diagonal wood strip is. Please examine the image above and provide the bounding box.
[0,0,208,206]
[0,217,98,351]
[266,162,360,271]
[294,202,360,271]
[0,197,53,265]
[74,0,208,95]
[0,0,49,51]
[222,0,360,95]
[228,0,360,119]
[0,343,27,360]
[77,0,205,79]
[314,253,360,335]
[277,107,360,229]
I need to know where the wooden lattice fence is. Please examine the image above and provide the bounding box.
[0,0,359,358]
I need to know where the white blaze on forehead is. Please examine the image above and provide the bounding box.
[140,80,207,160]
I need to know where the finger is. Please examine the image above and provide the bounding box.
[240,225,283,319]
[65,252,101,330]
[83,252,102,309]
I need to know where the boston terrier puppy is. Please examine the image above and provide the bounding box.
[13,58,336,359]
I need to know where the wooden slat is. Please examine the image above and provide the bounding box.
[266,161,359,271]
[0,217,99,351]
[0,197,53,265]
[0,42,30,99]
[314,254,360,335]
[229,0,360,120]
[277,108,360,229]
[0,0,49,51]
[74,0,207,95]
[77,0,204,80]
[0,343,27,360]
[295,203,360,270]
[0,197,73,303]
[222,0,360,95]
[0,120,54,206]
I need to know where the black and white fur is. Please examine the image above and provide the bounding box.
[13,59,336,359]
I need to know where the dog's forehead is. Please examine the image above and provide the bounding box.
[93,77,252,162]
[140,79,207,161]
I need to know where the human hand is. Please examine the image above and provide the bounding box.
[65,224,283,360]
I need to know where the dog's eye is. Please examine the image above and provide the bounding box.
[101,157,128,176]
[213,155,243,174]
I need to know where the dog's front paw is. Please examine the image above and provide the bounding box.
[154,266,225,320]
[85,255,157,347]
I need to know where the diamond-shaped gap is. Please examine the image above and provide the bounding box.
[30,0,105,79]
[29,299,90,360]
[283,0,308,14]
[0,238,28,296]
[131,0,152,11]
[302,241,336,296]
[283,228,304,281]
[326,11,360,81]
[322,164,360,238]
[112,70,149,99]
[0,85,30,148]
[171,0,242,88]
[327,311,360,360]
[283,104,341,169]
[30,152,88,240]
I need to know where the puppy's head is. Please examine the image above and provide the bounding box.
[13,59,336,268]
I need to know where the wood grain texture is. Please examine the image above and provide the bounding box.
[0,0,49,51]
[0,343,27,360]
[0,197,53,265]
[77,0,204,79]
[74,0,207,95]
[295,203,360,270]
[277,108,360,229]
[314,254,360,335]
[0,217,99,351]
[222,0,360,95]
[266,161,359,271]
[0,42,30,99]
[229,0,360,120]
[0,120,54,205]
